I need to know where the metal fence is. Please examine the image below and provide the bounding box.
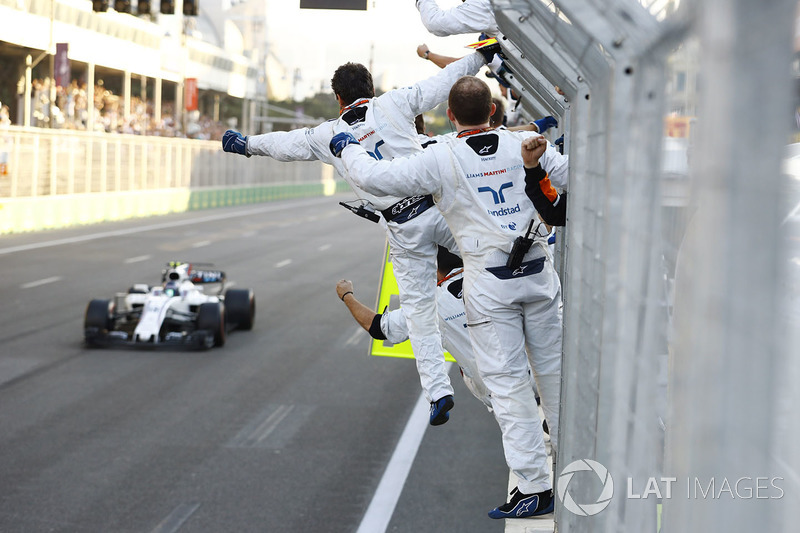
[0,126,326,199]
[493,0,799,531]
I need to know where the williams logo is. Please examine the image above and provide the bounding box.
[557,460,614,516]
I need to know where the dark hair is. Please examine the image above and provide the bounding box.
[490,97,505,128]
[414,114,426,135]
[331,63,375,105]
[437,246,463,274]
[448,76,492,126]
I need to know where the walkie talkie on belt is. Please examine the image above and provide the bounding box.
[506,219,536,270]
[339,201,380,223]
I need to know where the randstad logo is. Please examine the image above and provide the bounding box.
[557,459,614,516]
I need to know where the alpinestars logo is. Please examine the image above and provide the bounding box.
[478,145,493,154]
[557,459,614,516]
[391,195,426,215]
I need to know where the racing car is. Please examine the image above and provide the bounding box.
[84,261,255,349]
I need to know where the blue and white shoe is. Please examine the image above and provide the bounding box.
[429,395,454,426]
[488,487,554,519]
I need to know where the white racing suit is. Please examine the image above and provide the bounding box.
[416,0,499,37]
[247,52,486,404]
[379,269,491,409]
[341,127,568,495]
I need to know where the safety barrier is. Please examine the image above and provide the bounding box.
[0,126,342,233]
[494,1,798,531]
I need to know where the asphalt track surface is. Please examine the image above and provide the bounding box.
[0,194,508,533]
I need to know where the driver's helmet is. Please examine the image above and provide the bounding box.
[164,281,181,297]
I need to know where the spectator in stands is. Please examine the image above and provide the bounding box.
[223,51,493,427]
[0,104,10,127]
[332,75,567,519]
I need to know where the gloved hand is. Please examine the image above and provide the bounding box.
[533,116,558,134]
[222,130,250,157]
[330,132,359,158]
[554,134,565,154]
[476,40,501,64]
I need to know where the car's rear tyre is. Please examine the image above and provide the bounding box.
[197,302,226,347]
[225,288,255,331]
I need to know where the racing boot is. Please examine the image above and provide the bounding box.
[488,487,554,519]
[429,394,454,426]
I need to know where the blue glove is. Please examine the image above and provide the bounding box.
[533,116,558,134]
[222,130,249,157]
[554,134,565,154]
[330,132,359,158]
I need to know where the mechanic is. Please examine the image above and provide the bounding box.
[221,50,492,426]
[337,246,493,411]
[331,75,567,519]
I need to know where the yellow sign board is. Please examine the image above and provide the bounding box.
[370,242,456,362]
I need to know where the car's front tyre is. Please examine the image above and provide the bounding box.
[196,302,226,347]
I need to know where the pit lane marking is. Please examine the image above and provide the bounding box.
[275,259,292,268]
[124,254,152,264]
[20,276,62,289]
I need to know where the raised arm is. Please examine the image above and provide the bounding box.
[387,52,485,119]
[521,136,567,225]
[245,127,321,162]
[416,0,499,37]
[331,132,441,199]
[336,279,411,344]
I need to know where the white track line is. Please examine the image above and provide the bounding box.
[123,255,152,264]
[356,362,453,533]
[20,276,62,289]
[275,259,292,268]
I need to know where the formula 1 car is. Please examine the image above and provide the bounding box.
[84,261,255,349]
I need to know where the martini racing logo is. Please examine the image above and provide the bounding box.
[558,459,614,516]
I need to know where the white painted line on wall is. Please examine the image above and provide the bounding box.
[20,276,62,289]
[275,259,292,268]
[782,199,800,225]
[124,255,152,264]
